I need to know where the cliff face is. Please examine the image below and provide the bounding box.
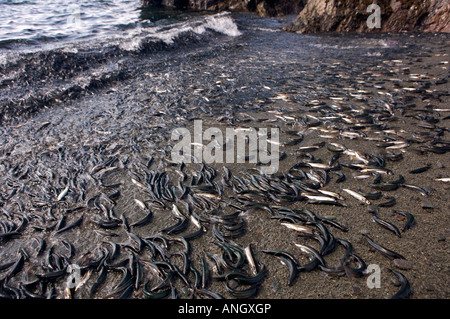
[284,0,450,33]
[140,0,304,17]
[140,0,450,32]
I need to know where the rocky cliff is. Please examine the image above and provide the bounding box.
[140,0,450,32]
[140,1,304,17]
[284,0,450,33]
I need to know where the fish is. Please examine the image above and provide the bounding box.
[57,185,69,201]
[362,234,405,260]
[281,222,316,235]
[130,210,153,228]
[371,214,402,237]
[343,188,371,205]
[262,250,299,286]
[395,211,416,232]
[389,269,412,299]
[54,216,83,235]
[408,165,431,174]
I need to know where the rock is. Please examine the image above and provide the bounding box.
[360,229,370,235]
[393,258,413,270]
[422,201,434,209]
[390,274,401,287]
[367,205,379,214]
[284,0,450,33]
[270,279,282,291]
[256,0,304,17]
[424,282,436,292]
[140,0,305,17]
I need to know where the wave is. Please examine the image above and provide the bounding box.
[0,12,242,125]
[118,12,242,51]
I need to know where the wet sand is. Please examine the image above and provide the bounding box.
[0,14,448,299]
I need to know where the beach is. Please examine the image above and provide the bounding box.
[0,10,449,299]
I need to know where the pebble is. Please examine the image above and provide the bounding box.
[393,258,413,270]
[390,274,401,287]
[270,280,282,292]
[360,229,370,235]
[424,282,436,292]
[422,201,434,209]
[367,205,379,214]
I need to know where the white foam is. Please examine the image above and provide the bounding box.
[118,12,241,52]
[203,12,242,37]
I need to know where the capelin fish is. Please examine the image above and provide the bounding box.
[54,216,83,235]
[400,183,429,197]
[189,214,202,229]
[371,214,401,237]
[360,167,393,175]
[131,178,148,190]
[385,142,410,150]
[306,162,333,169]
[389,269,412,299]
[293,242,326,267]
[343,188,371,205]
[317,190,345,200]
[369,183,399,191]
[327,142,347,152]
[408,164,431,174]
[362,234,405,260]
[134,199,147,210]
[301,193,336,202]
[244,244,259,276]
[280,222,316,235]
[357,190,382,200]
[377,195,396,208]
[343,149,370,164]
[395,211,415,232]
[57,185,69,201]
[130,210,153,228]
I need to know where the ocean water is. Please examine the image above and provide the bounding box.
[0,0,141,44]
[0,0,240,51]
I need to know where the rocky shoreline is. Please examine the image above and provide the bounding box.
[141,0,450,33]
